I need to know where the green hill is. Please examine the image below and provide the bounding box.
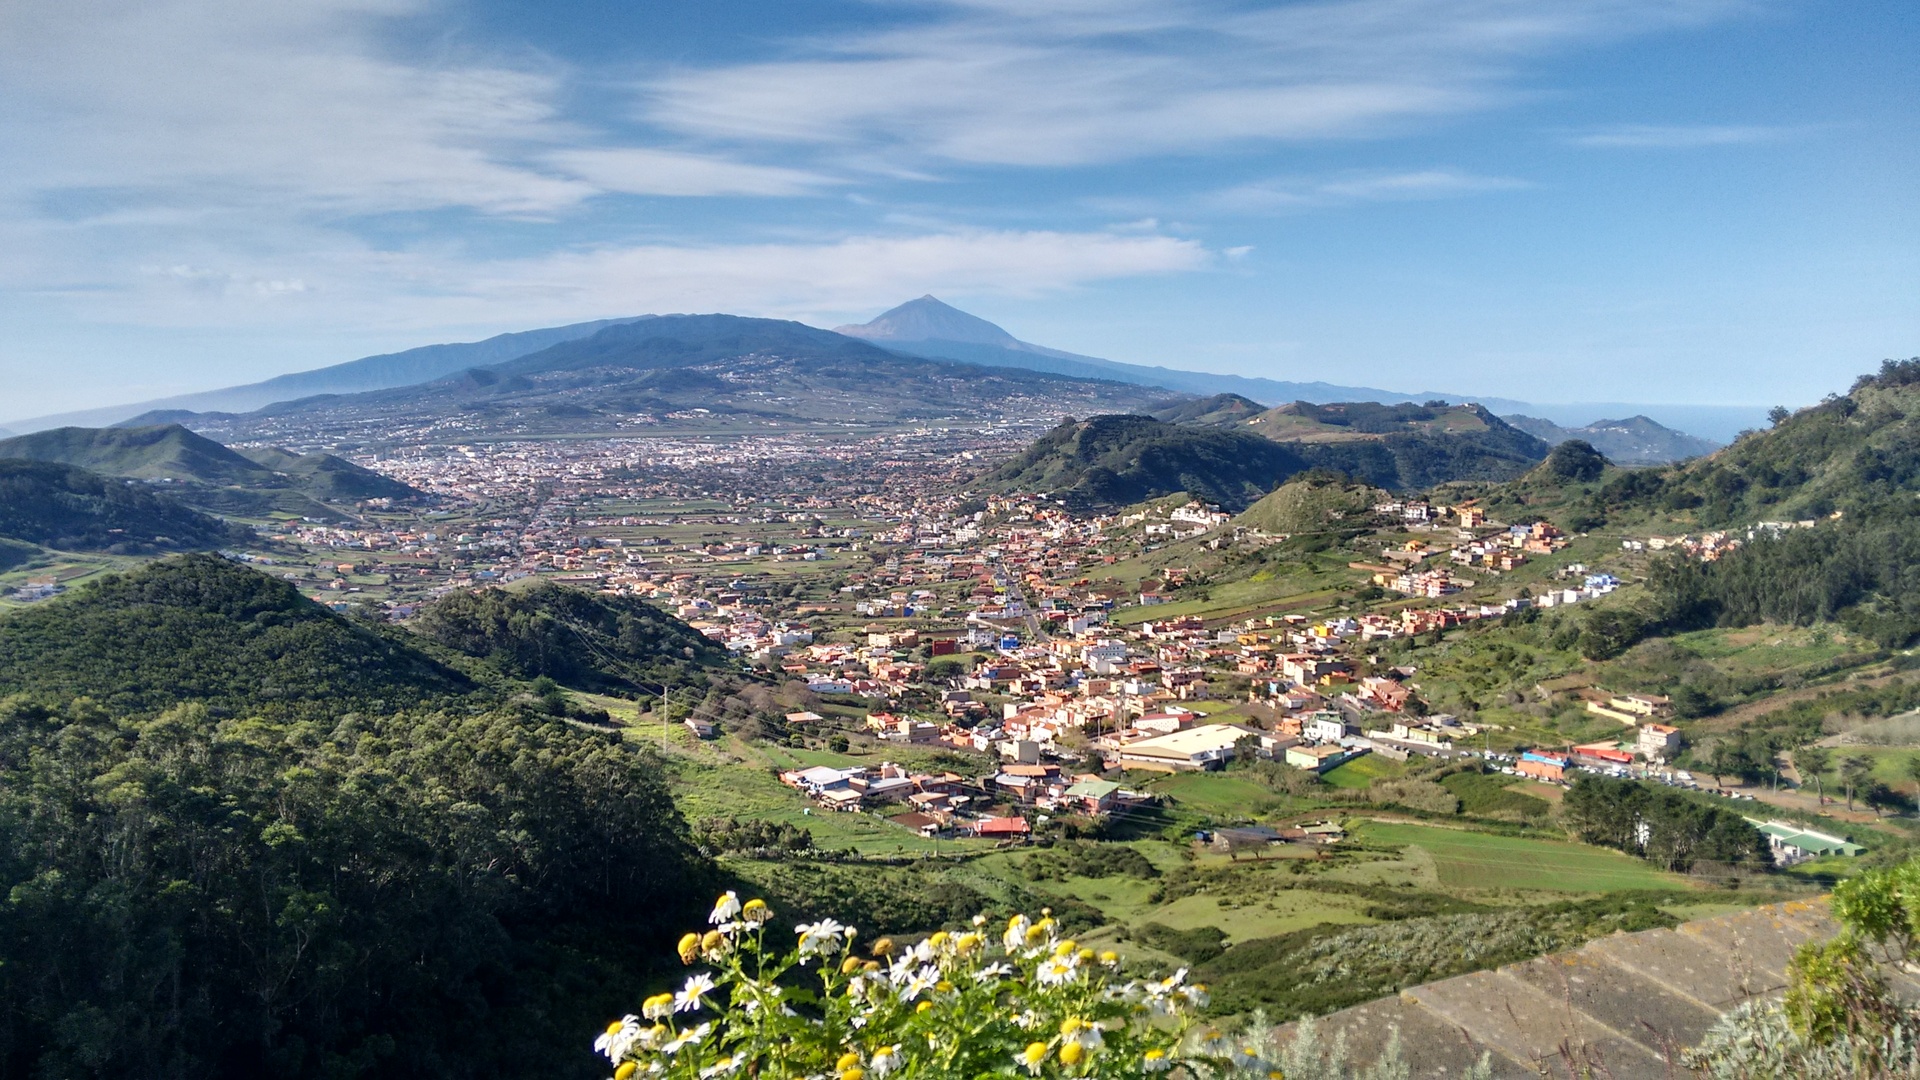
[0,425,421,514]
[1150,392,1266,426]
[235,446,421,501]
[983,403,1552,508]
[1620,360,1920,525]
[979,414,1310,510]
[1241,401,1550,489]
[412,581,729,692]
[1234,473,1387,534]
[1477,360,1920,532]
[0,553,474,714]
[0,459,251,553]
[0,423,269,484]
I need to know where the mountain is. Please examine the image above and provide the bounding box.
[232,446,420,502]
[0,424,420,514]
[0,460,251,554]
[837,296,1455,406]
[170,314,1173,444]
[980,415,1311,510]
[985,398,1552,508]
[1150,393,1268,426]
[5,317,642,432]
[1237,401,1550,490]
[0,423,274,484]
[1503,413,1720,464]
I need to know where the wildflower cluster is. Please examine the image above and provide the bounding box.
[596,893,1261,1080]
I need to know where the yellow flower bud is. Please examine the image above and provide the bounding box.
[1059,1042,1085,1067]
[606,1020,626,1036]
[862,960,881,972]
[743,898,770,922]
[1024,925,1046,945]
[1023,1042,1050,1067]
[1077,948,1094,963]
[841,956,863,975]
[1098,950,1118,964]
[1055,939,1077,956]
[929,931,949,948]
[837,1052,863,1072]
[841,1070,864,1080]
[678,932,700,963]
[871,937,895,957]
[1060,1017,1083,1035]
[956,932,982,953]
[936,980,953,993]
[615,1063,638,1080]
[916,1000,934,1013]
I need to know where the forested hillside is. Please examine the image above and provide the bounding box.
[0,697,707,1080]
[0,554,475,714]
[413,580,729,692]
[981,414,1310,509]
[0,556,731,1078]
[0,459,251,553]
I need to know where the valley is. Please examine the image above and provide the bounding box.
[3,317,1915,1078]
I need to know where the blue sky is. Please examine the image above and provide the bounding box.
[1,0,1914,420]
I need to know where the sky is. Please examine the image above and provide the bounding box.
[1,0,1915,421]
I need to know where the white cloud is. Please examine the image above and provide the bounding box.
[544,149,833,198]
[646,0,1759,166]
[0,0,834,216]
[16,226,1214,332]
[1565,123,1799,148]
[1206,168,1527,212]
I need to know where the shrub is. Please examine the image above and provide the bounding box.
[596,894,1220,1080]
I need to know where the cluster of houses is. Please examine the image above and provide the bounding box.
[775,758,1152,840]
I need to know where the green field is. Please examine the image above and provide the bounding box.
[1138,771,1283,818]
[1322,754,1407,790]
[1355,820,1692,892]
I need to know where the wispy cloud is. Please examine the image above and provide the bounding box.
[1205,168,1527,213]
[1564,123,1801,148]
[13,225,1215,332]
[646,0,1757,166]
[0,0,831,217]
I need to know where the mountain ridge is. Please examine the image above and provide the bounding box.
[8,296,1767,441]
[0,424,420,513]
[1502,413,1720,464]
[165,314,1176,443]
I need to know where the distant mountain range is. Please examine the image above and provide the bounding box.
[140,315,1170,444]
[0,424,419,517]
[1501,414,1720,465]
[837,296,1469,412]
[5,296,1764,445]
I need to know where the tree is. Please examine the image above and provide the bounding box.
[1797,746,1831,804]
[1842,755,1876,812]
[1769,405,1792,427]
[1903,754,1920,796]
